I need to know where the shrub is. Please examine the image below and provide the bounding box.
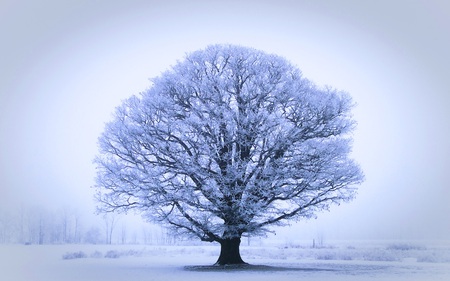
[90,251,103,258]
[316,253,335,260]
[105,250,120,258]
[124,249,142,257]
[62,251,87,260]
[386,243,425,251]
[340,254,353,261]
[362,249,400,262]
[417,252,450,263]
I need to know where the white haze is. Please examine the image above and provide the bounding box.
[0,0,449,242]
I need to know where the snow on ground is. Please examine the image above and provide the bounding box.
[1,241,450,281]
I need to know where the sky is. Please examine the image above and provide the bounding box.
[1,0,449,241]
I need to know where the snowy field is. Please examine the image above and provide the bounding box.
[1,241,450,281]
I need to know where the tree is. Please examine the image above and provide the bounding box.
[103,213,118,244]
[94,44,364,265]
[84,226,102,244]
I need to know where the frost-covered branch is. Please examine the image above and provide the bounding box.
[94,44,364,244]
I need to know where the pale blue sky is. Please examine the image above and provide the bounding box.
[1,0,449,240]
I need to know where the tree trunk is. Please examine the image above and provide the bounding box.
[215,237,246,265]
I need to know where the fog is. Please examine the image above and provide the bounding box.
[1,0,449,243]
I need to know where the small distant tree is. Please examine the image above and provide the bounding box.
[94,44,364,265]
[120,223,127,244]
[84,226,101,244]
[103,213,118,244]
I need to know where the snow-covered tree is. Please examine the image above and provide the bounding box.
[94,44,364,265]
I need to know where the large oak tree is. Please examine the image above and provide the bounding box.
[94,44,364,265]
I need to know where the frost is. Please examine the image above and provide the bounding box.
[94,45,364,261]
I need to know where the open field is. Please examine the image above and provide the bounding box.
[1,240,450,281]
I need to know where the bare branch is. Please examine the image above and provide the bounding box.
[94,44,364,243]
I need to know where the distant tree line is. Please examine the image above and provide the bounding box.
[0,206,179,245]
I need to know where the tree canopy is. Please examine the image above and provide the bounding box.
[94,44,364,264]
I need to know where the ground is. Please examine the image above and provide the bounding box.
[1,240,450,281]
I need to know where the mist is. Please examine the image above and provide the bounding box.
[1,0,449,244]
